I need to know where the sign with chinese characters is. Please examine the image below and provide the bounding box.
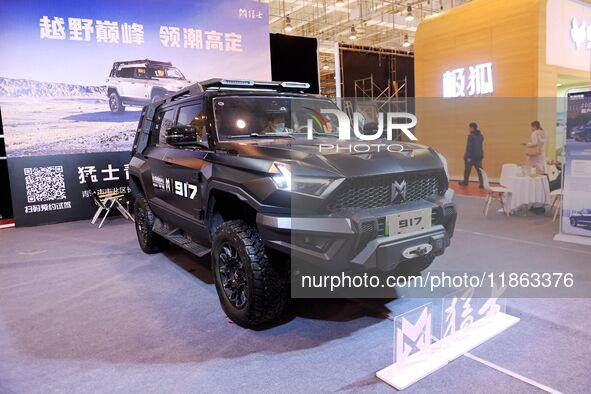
[7,152,131,227]
[0,0,270,226]
[547,0,591,71]
[440,285,504,340]
[442,62,494,98]
[378,288,517,390]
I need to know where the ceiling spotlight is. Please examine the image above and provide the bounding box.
[405,5,414,21]
[349,25,358,40]
[284,16,293,32]
[402,34,411,47]
[335,0,345,7]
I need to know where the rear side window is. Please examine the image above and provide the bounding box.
[152,108,176,146]
[135,67,149,79]
[177,103,206,143]
[119,67,134,78]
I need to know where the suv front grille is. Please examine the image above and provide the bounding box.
[326,171,446,213]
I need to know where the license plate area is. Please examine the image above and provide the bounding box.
[386,208,432,236]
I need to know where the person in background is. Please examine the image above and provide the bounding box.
[458,122,484,188]
[525,120,546,173]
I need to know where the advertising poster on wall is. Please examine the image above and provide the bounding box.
[560,91,591,238]
[0,0,270,226]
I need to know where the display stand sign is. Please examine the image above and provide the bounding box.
[554,90,591,246]
[0,0,271,226]
[377,287,519,390]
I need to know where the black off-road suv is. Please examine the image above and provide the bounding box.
[129,79,456,327]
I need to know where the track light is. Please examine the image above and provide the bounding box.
[405,5,414,21]
[284,16,293,32]
[402,34,411,47]
[335,0,345,7]
[349,25,357,40]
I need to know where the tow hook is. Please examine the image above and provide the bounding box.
[402,243,433,259]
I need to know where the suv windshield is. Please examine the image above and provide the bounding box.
[148,66,185,80]
[213,96,340,140]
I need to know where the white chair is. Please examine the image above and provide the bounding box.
[550,188,562,223]
[499,163,521,188]
[479,168,510,217]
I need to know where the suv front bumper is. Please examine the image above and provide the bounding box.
[256,190,456,272]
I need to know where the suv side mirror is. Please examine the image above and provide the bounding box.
[166,125,199,146]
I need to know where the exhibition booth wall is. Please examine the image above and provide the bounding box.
[414,0,590,179]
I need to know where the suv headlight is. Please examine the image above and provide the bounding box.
[271,162,292,191]
[270,162,333,196]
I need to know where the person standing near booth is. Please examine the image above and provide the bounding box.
[525,120,546,173]
[459,122,484,188]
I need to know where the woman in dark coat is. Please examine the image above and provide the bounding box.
[458,122,484,188]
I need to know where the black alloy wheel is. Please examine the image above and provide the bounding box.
[218,242,249,309]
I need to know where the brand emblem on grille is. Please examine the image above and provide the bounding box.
[391,180,407,203]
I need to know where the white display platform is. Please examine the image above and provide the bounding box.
[376,350,448,390]
[431,312,520,362]
[553,233,591,247]
[377,312,519,390]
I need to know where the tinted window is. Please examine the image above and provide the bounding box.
[156,109,176,145]
[177,104,206,143]
[119,67,134,78]
[135,67,149,79]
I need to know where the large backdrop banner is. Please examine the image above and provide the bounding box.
[561,90,591,238]
[0,0,270,226]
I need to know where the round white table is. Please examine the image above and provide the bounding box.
[504,175,551,212]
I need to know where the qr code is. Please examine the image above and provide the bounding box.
[24,166,67,203]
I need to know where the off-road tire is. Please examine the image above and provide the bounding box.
[212,220,288,327]
[134,195,168,254]
[109,91,125,114]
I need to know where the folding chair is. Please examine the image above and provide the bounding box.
[550,188,562,223]
[479,168,510,217]
[85,175,134,228]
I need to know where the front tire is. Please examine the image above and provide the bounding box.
[109,92,125,114]
[134,195,168,254]
[571,218,578,227]
[212,220,288,327]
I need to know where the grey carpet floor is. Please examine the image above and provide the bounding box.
[1,196,590,393]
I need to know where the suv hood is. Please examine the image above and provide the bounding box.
[153,78,192,91]
[216,138,445,178]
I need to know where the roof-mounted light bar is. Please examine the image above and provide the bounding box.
[281,81,310,89]
[220,79,255,86]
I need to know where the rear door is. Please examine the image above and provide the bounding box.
[116,67,135,97]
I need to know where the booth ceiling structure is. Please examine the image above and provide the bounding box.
[266,0,472,50]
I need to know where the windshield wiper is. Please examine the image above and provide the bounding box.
[227,133,295,139]
[293,131,339,138]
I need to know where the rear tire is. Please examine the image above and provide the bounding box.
[109,92,125,114]
[212,220,288,327]
[134,196,168,254]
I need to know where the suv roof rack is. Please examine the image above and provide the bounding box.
[112,59,173,69]
[199,78,310,92]
[151,78,313,108]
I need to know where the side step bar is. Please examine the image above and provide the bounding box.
[152,219,211,257]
